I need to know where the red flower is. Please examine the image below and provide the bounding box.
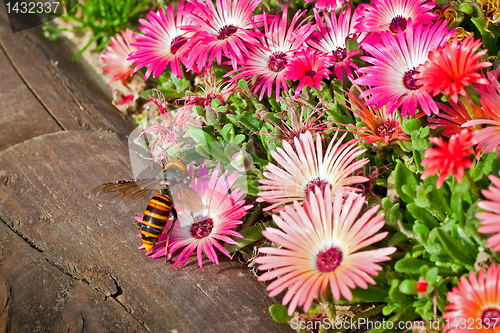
[285,48,333,98]
[421,129,475,188]
[415,36,492,103]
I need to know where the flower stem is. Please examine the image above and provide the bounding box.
[466,172,480,202]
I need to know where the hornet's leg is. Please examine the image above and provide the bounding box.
[165,208,178,259]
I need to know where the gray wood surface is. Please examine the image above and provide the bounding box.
[0,12,289,333]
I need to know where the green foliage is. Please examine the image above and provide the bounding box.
[49,0,149,59]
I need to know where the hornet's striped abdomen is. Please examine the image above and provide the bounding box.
[141,194,174,251]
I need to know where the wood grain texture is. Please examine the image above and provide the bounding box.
[0,222,148,333]
[0,7,133,137]
[0,47,62,151]
[0,130,289,333]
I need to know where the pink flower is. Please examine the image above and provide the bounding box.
[461,71,500,155]
[228,8,315,101]
[477,173,500,252]
[355,0,438,44]
[180,0,263,69]
[308,6,364,82]
[128,2,197,79]
[256,186,396,315]
[285,48,333,98]
[146,165,252,270]
[136,90,202,164]
[354,20,454,117]
[443,265,500,332]
[257,131,369,211]
[101,29,138,86]
[304,0,347,11]
[420,129,475,188]
[415,36,492,103]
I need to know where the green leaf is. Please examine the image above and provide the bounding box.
[269,304,293,324]
[470,151,500,181]
[346,37,359,52]
[223,224,264,253]
[436,228,475,266]
[388,232,408,246]
[458,3,474,14]
[395,257,431,274]
[190,129,216,144]
[426,267,438,283]
[402,117,422,134]
[221,123,235,141]
[399,279,418,295]
[238,79,250,94]
[337,283,389,304]
[407,203,439,228]
[451,192,464,225]
[234,134,246,146]
[393,162,419,203]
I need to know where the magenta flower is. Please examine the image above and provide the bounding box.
[354,20,454,116]
[147,165,252,270]
[304,0,347,11]
[101,29,138,86]
[477,173,500,252]
[308,6,364,82]
[256,186,396,315]
[128,2,197,79]
[257,131,369,211]
[285,48,333,98]
[356,0,438,44]
[180,0,263,70]
[228,8,315,101]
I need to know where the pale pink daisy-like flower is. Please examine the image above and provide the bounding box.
[285,48,333,98]
[477,173,500,252]
[257,131,369,211]
[145,165,252,270]
[128,2,197,79]
[420,129,475,189]
[228,8,315,101]
[179,68,241,107]
[180,0,263,70]
[308,6,364,82]
[136,90,202,164]
[354,20,454,116]
[256,186,396,315]
[355,0,438,44]
[461,71,500,155]
[443,265,500,332]
[415,36,492,103]
[101,29,138,86]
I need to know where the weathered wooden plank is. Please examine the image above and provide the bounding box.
[0,221,148,333]
[0,130,289,333]
[0,47,62,151]
[0,7,133,137]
